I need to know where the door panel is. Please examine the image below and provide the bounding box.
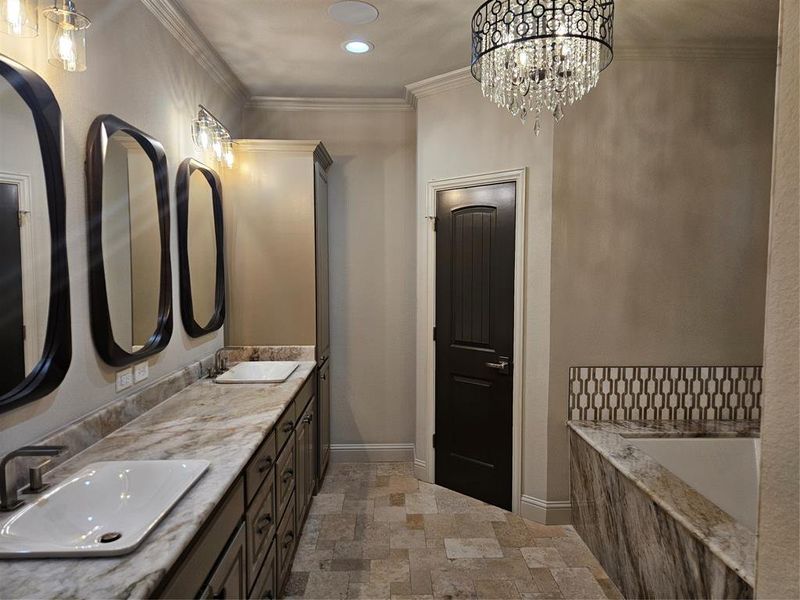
[435,182,515,510]
[0,183,25,396]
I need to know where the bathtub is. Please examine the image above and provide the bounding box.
[629,437,760,531]
[569,420,759,599]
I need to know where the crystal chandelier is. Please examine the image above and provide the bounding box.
[471,0,614,134]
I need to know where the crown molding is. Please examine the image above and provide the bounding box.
[614,45,777,62]
[140,0,249,103]
[405,66,474,108]
[247,96,414,112]
[234,139,324,153]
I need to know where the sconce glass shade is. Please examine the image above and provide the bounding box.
[43,4,91,72]
[192,116,213,150]
[1,0,37,37]
[223,141,235,169]
[192,105,235,168]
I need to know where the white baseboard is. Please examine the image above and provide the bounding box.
[413,457,430,482]
[520,494,572,525]
[330,443,415,463]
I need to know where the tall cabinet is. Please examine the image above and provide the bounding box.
[225,139,333,485]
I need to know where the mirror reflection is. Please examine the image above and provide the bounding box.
[101,131,160,353]
[187,169,217,328]
[0,73,51,396]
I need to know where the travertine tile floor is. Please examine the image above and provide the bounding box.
[286,462,622,600]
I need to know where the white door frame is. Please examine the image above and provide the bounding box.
[417,167,527,514]
[0,171,41,373]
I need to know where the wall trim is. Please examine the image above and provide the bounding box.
[247,96,414,112]
[405,67,473,108]
[234,139,324,154]
[417,168,527,515]
[140,0,249,103]
[520,495,573,525]
[614,45,777,62]
[330,443,416,463]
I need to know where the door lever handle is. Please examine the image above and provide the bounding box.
[485,358,511,375]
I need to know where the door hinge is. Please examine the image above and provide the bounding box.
[433,216,439,232]
[432,326,437,341]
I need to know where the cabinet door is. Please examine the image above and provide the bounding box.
[314,162,330,363]
[303,400,317,506]
[295,407,308,522]
[318,360,331,479]
[200,524,247,600]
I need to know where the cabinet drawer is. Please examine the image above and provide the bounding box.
[200,523,247,600]
[275,402,296,453]
[157,479,245,599]
[276,493,297,594]
[246,469,276,591]
[249,541,276,600]
[245,430,276,505]
[276,433,296,519]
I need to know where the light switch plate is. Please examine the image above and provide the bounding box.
[116,368,133,392]
[134,361,149,384]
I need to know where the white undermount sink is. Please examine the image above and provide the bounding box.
[215,361,299,384]
[0,460,209,558]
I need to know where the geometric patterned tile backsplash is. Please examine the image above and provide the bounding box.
[568,366,762,421]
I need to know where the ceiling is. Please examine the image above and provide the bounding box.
[177,0,780,99]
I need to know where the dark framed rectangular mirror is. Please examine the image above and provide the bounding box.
[86,114,172,367]
[0,54,71,413]
[176,159,225,337]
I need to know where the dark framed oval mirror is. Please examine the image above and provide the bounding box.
[86,115,172,367]
[0,54,71,413]
[176,159,225,337]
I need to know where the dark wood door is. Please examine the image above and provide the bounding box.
[435,182,515,510]
[0,182,25,396]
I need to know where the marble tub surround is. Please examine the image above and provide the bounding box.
[287,462,622,600]
[0,362,316,599]
[215,345,316,371]
[9,354,215,493]
[569,420,759,599]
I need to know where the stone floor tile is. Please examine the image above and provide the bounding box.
[390,548,411,561]
[292,548,334,572]
[390,493,407,506]
[493,520,538,548]
[392,528,427,549]
[343,499,375,514]
[375,506,409,522]
[390,581,413,596]
[284,571,310,596]
[444,538,504,559]
[335,541,365,559]
[520,547,568,569]
[410,569,433,595]
[406,514,425,530]
[316,539,336,550]
[348,581,391,599]
[596,577,624,600]
[362,541,392,560]
[408,548,452,572]
[549,539,604,569]
[304,571,350,599]
[349,570,371,583]
[474,578,521,599]
[370,559,411,584]
[431,569,477,599]
[525,521,568,538]
[309,493,345,515]
[405,493,438,514]
[330,558,371,572]
[529,569,561,595]
[549,568,606,599]
[320,513,358,540]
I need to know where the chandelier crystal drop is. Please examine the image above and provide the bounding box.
[471,0,614,134]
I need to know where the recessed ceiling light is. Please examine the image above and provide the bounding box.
[343,40,373,54]
[328,1,379,25]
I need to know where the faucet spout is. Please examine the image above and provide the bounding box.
[0,445,66,512]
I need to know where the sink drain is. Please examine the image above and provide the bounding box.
[98,532,122,544]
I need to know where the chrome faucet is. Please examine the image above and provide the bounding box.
[0,446,66,512]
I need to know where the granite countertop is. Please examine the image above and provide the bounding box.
[0,361,316,599]
[568,419,760,587]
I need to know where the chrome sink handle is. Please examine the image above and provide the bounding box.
[0,445,66,512]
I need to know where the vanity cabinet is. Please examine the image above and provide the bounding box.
[156,374,317,599]
[225,140,333,486]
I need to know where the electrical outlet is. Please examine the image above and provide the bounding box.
[116,368,133,392]
[134,361,149,383]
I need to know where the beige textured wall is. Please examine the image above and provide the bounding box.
[548,57,777,500]
[223,146,317,346]
[0,0,243,455]
[756,0,800,595]
[242,108,418,445]
[414,83,555,504]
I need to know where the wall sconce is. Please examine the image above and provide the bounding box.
[192,105,235,169]
[1,0,37,37]
[43,0,91,72]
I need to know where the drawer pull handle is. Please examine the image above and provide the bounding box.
[256,513,273,534]
[282,421,294,433]
[282,469,294,484]
[302,415,312,424]
[320,374,327,381]
[213,588,226,600]
[283,531,294,549]
[257,456,273,473]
